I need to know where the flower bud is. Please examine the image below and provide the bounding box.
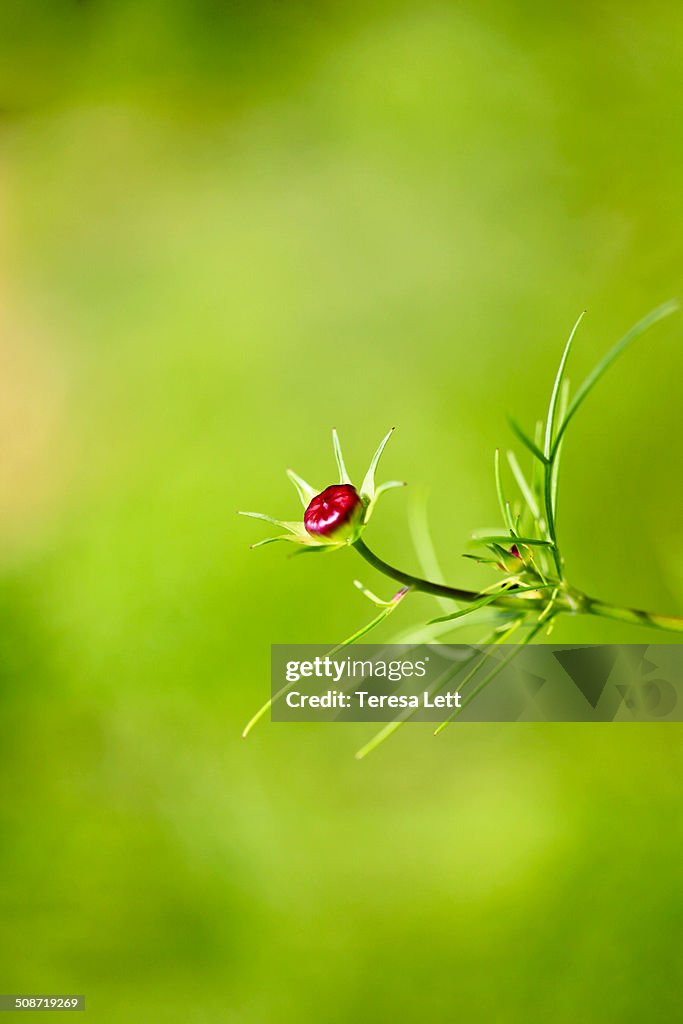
[241,428,400,553]
[491,542,527,573]
[304,484,363,541]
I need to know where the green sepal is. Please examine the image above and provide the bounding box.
[238,511,308,535]
[332,429,352,484]
[363,480,406,525]
[286,469,318,507]
[360,427,395,503]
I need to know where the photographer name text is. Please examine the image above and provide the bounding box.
[285,690,462,709]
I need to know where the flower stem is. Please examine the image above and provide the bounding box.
[584,597,683,634]
[352,538,545,612]
[353,538,683,634]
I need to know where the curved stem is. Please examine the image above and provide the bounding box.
[352,538,546,612]
[352,538,683,635]
[353,538,475,600]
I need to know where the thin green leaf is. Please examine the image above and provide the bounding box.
[538,586,560,623]
[327,588,409,655]
[434,619,544,732]
[242,589,409,738]
[374,480,405,498]
[429,590,506,624]
[550,378,570,521]
[363,480,405,525]
[354,654,472,760]
[507,450,540,521]
[355,720,406,760]
[328,607,395,651]
[353,579,395,606]
[532,419,545,513]
[386,611,509,646]
[544,311,585,458]
[429,584,552,624]
[433,619,525,733]
[508,417,548,464]
[355,633,498,759]
[471,534,553,548]
[557,377,570,430]
[551,300,679,458]
[541,321,582,572]
[494,449,516,533]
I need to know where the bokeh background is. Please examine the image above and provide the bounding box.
[1,2,682,1021]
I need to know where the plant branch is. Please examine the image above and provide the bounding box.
[583,596,683,634]
[352,538,549,612]
[352,539,683,635]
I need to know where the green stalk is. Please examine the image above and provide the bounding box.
[543,465,562,576]
[584,597,683,634]
[353,539,683,635]
[352,538,548,612]
[434,618,545,733]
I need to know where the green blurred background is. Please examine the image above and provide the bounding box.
[1,2,681,1021]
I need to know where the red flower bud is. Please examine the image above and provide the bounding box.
[510,544,521,559]
[304,484,363,540]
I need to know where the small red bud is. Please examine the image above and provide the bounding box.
[510,544,521,559]
[304,484,363,540]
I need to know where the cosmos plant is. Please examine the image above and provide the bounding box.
[240,301,682,751]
